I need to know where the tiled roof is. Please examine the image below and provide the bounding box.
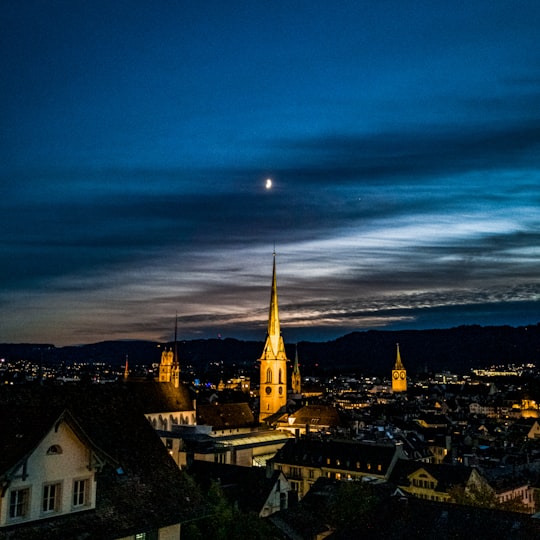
[272,437,398,475]
[197,402,256,429]
[124,380,194,412]
[286,404,345,427]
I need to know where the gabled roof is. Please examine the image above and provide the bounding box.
[0,406,116,481]
[0,384,206,539]
[389,459,475,492]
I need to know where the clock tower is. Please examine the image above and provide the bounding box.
[259,253,289,423]
[391,343,407,393]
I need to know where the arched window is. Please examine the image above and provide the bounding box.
[266,368,272,383]
[279,369,283,384]
[46,444,63,455]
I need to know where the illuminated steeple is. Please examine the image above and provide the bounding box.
[259,252,289,422]
[265,252,283,357]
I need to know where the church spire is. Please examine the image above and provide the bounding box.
[291,343,302,395]
[394,343,404,370]
[267,251,281,355]
[259,252,289,423]
[293,345,300,375]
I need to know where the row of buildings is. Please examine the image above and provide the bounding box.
[2,254,539,538]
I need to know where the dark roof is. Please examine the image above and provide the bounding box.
[272,437,398,476]
[188,460,281,514]
[124,380,194,412]
[197,402,256,429]
[0,384,205,539]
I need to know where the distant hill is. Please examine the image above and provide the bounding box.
[1,323,539,377]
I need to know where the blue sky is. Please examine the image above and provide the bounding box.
[1,1,539,345]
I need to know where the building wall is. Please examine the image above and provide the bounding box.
[0,420,96,527]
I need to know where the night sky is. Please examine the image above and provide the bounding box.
[1,1,539,346]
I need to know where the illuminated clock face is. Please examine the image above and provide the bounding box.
[400,372,406,380]
[265,386,272,395]
[393,372,399,379]
[279,386,283,395]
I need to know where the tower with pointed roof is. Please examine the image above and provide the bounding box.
[291,345,302,396]
[259,253,289,422]
[391,343,407,393]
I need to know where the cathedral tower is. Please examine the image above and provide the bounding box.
[259,253,289,422]
[391,343,407,393]
[159,314,181,388]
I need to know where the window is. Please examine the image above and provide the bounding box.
[73,479,90,508]
[9,488,30,520]
[46,444,63,455]
[279,369,283,384]
[266,368,272,383]
[42,483,61,514]
[289,467,301,478]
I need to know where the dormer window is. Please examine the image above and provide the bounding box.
[46,444,63,455]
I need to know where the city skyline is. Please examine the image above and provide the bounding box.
[1,1,539,345]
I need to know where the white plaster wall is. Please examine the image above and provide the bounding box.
[1,420,95,527]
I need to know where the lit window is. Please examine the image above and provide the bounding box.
[135,534,147,540]
[9,488,30,520]
[43,483,61,513]
[73,479,89,508]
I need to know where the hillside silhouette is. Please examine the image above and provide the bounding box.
[1,323,539,378]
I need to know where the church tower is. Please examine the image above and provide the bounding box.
[259,253,289,423]
[391,343,407,393]
[291,345,302,395]
[159,314,181,388]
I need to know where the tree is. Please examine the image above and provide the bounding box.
[448,483,497,508]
